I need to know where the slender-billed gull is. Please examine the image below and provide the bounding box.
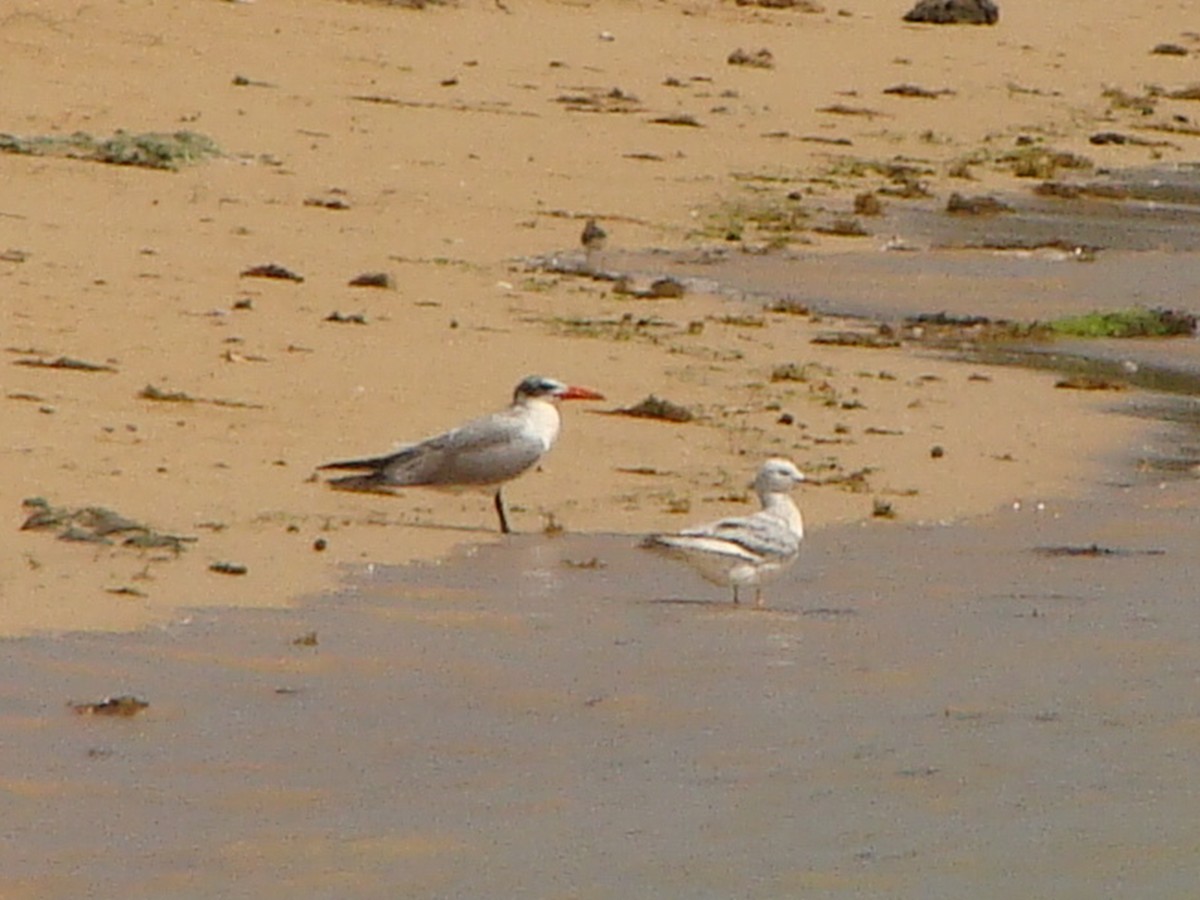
[642,458,805,607]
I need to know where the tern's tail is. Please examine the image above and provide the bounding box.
[324,471,396,493]
[318,453,395,492]
[317,454,389,473]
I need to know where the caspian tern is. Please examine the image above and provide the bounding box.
[641,458,806,607]
[318,375,604,534]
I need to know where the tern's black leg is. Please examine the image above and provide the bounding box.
[494,489,511,534]
[732,586,740,605]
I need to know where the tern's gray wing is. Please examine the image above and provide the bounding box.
[323,409,549,491]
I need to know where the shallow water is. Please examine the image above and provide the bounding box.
[2,453,1198,898]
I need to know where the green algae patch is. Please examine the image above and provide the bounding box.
[0,130,221,171]
[1046,307,1197,338]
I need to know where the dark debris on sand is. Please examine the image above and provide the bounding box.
[20,497,193,553]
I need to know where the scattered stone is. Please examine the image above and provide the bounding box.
[1054,376,1128,391]
[304,196,351,210]
[946,192,1013,215]
[139,384,196,403]
[231,74,274,88]
[930,445,945,458]
[313,537,328,552]
[1151,43,1190,57]
[1166,84,1200,100]
[811,330,900,348]
[325,311,368,324]
[771,362,832,383]
[883,84,955,99]
[614,276,686,299]
[209,561,249,576]
[1087,131,1170,147]
[648,277,686,298]
[902,0,998,25]
[766,298,811,316]
[13,356,117,373]
[123,532,189,552]
[563,557,607,570]
[348,272,394,289]
[735,0,823,9]
[853,192,884,216]
[240,263,304,282]
[728,48,775,69]
[106,586,148,598]
[1001,146,1093,179]
[817,103,884,118]
[1035,543,1165,558]
[872,498,896,518]
[609,395,695,423]
[292,631,319,647]
[0,249,29,263]
[554,87,642,114]
[59,526,111,544]
[813,217,869,237]
[649,113,702,127]
[70,695,149,717]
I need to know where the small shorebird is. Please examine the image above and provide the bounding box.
[642,458,806,607]
[318,375,605,534]
[580,217,607,271]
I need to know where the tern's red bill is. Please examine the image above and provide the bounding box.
[558,385,605,401]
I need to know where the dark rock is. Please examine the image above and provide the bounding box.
[240,263,304,282]
[854,192,884,216]
[70,695,149,717]
[1054,376,1127,392]
[883,83,955,98]
[811,331,901,349]
[209,561,249,576]
[610,395,694,423]
[945,192,1012,215]
[348,272,394,289]
[903,0,998,25]
[728,48,775,69]
[735,0,823,9]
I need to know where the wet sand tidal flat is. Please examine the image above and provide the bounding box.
[2,467,1199,898]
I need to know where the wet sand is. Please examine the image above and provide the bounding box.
[2,443,1198,898]
[6,0,1200,633]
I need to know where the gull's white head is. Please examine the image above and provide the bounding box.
[753,458,806,495]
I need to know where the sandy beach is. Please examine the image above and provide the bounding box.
[5,0,1197,635]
